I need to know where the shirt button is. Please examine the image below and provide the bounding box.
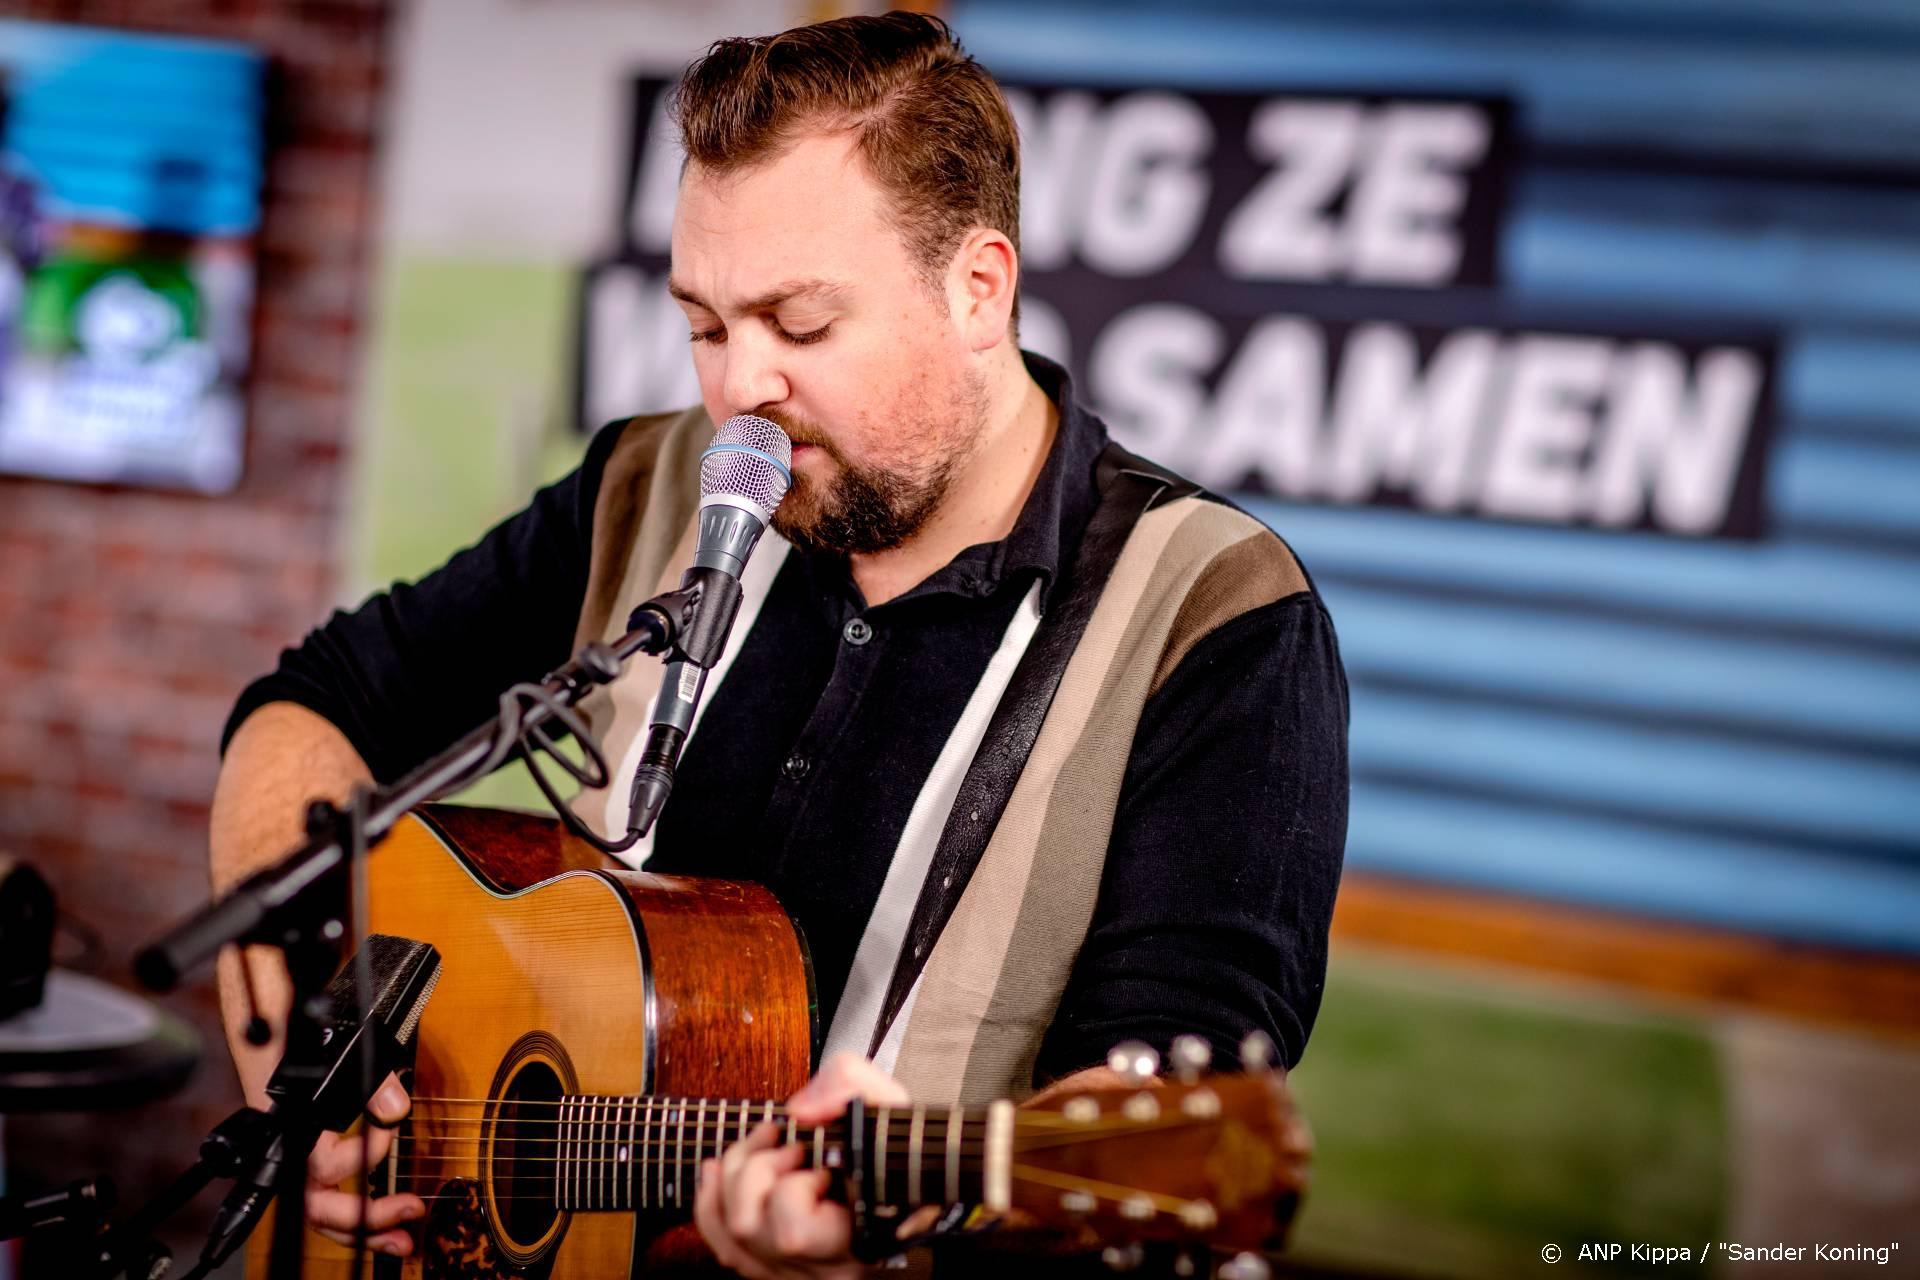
[842,617,873,646]
[782,754,810,780]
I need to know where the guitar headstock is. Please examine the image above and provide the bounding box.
[1006,1034,1308,1268]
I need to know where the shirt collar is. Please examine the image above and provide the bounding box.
[980,350,1109,614]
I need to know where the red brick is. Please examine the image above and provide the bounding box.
[0,0,391,1239]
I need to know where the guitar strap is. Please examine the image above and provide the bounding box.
[866,441,1192,1057]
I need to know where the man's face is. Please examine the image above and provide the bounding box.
[669,130,989,556]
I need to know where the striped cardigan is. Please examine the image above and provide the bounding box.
[572,405,1310,1105]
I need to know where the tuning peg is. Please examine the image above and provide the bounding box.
[1107,1039,1160,1086]
[1174,1251,1199,1278]
[1118,1193,1156,1222]
[1064,1095,1100,1124]
[1122,1092,1159,1122]
[1102,1244,1145,1272]
[1171,1034,1212,1082]
[1060,1189,1098,1216]
[1219,1253,1272,1280]
[1239,1030,1276,1074]
[1178,1199,1217,1231]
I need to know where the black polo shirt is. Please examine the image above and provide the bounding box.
[224,355,1349,1080]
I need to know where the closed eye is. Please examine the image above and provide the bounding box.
[780,322,832,346]
[688,322,832,347]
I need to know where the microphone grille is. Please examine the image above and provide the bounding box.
[396,964,441,1046]
[701,414,793,520]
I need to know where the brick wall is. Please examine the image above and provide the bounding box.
[0,0,392,1253]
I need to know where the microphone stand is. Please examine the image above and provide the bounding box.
[126,585,707,1280]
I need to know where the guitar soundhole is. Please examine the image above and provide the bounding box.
[491,1059,563,1250]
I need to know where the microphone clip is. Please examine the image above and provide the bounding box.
[626,564,742,671]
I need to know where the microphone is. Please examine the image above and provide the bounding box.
[198,934,441,1271]
[626,414,792,836]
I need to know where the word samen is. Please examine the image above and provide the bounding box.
[1085,311,1765,537]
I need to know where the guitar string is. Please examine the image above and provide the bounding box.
[385,1122,1184,1148]
[331,1166,1016,1202]
[388,1117,1089,1134]
[365,1144,998,1160]
[395,1101,1107,1130]
[389,1117,1194,1147]
[377,1143,995,1163]
[404,1094,1220,1114]
[364,1131,1165,1158]
[376,1113,1201,1153]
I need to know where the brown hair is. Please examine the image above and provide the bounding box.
[672,11,1021,294]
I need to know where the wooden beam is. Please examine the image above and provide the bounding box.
[1331,872,1920,1037]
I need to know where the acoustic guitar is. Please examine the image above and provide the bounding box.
[250,805,1306,1277]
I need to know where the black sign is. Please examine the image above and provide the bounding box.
[578,76,1776,538]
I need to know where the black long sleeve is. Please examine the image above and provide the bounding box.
[1032,593,1349,1080]
[219,419,631,782]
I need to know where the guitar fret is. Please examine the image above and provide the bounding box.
[661,1097,672,1210]
[984,1101,1013,1213]
[636,1096,647,1211]
[657,1100,669,1208]
[946,1108,963,1205]
[655,1096,667,1210]
[907,1106,926,1206]
[576,1097,589,1211]
[683,1105,698,1212]
[570,1097,581,1211]
[874,1108,890,1205]
[556,1099,567,1211]
[639,1096,653,1210]
[620,1096,633,1212]
[693,1099,707,1193]
[595,1097,608,1211]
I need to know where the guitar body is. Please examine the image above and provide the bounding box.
[253,805,815,1279]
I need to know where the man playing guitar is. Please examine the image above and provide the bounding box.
[211,13,1346,1277]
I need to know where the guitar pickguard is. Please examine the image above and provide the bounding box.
[422,1180,553,1280]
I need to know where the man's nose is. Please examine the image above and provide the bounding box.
[721,336,790,417]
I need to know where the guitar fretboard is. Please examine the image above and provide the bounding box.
[549,1095,1013,1217]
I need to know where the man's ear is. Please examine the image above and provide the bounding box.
[950,228,1019,352]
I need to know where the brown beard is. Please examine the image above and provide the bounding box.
[759,412,964,557]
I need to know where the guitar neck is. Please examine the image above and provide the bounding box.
[548,1094,1013,1218]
